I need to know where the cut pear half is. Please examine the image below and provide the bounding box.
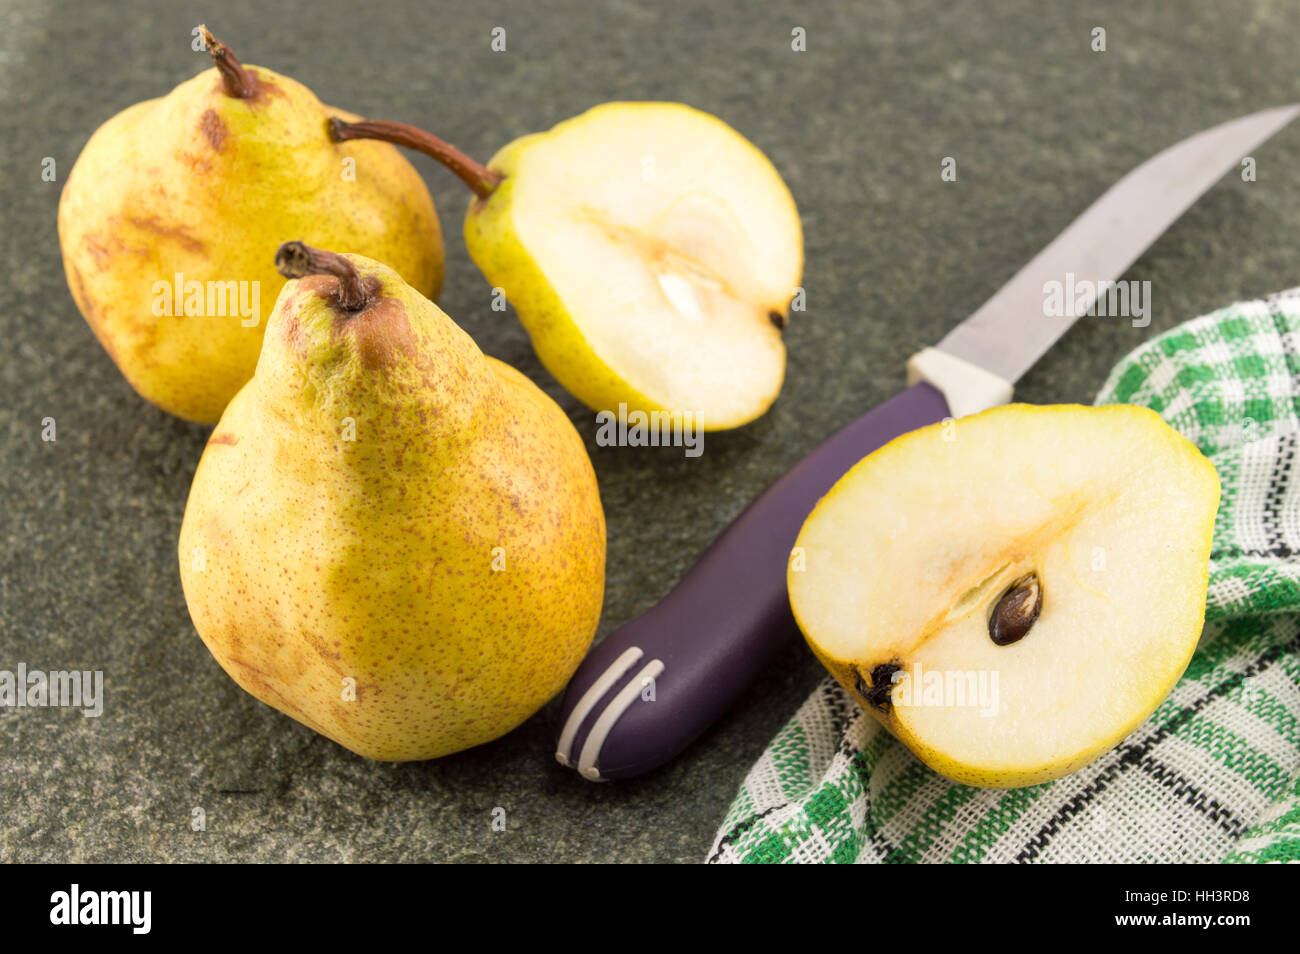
[789,403,1221,788]
[473,103,804,430]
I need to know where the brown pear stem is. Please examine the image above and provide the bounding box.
[200,25,258,99]
[330,117,503,200]
[275,242,372,311]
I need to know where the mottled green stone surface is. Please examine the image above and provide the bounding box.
[3,0,1299,862]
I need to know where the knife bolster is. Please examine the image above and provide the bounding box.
[906,347,1014,418]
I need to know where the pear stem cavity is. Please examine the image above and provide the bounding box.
[200,26,258,100]
[329,118,504,200]
[275,242,372,312]
[857,663,902,714]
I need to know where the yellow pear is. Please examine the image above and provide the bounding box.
[331,103,803,430]
[789,404,1220,788]
[58,28,444,423]
[178,244,605,761]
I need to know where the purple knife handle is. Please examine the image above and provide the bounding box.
[555,382,951,780]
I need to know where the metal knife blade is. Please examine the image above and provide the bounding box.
[938,104,1300,384]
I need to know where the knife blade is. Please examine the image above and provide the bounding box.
[555,104,1299,781]
[937,103,1300,387]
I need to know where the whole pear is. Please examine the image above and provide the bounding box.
[178,244,605,761]
[59,28,444,423]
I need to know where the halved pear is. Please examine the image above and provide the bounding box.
[332,103,803,430]
[470,104,802,429]
[788,404,1220,788]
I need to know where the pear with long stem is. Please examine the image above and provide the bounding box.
[59,27,444,423]
[332,103,803,431]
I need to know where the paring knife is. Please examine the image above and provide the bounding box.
[555,104,1300,781]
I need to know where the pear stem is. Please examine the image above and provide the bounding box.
[200,25,258,99]
[329,118,503,200]
[275,242,372,312]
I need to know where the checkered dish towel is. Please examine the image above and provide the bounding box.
[707,290,1300,864]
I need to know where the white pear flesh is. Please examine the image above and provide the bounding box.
[789,404,1221,788]
[483,103,803,429]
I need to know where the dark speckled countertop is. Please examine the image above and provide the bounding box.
[3,0,1300,862]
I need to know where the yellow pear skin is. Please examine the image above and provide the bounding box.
[58,30,444,424]
[178,247,604,761]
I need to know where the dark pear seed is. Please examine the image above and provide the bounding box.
[988,572,1042,646]
[857,663,903,713]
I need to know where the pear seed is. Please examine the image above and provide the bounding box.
[989,572,1042,646]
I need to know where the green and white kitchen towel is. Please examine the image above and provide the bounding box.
[707,289,1300,864]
